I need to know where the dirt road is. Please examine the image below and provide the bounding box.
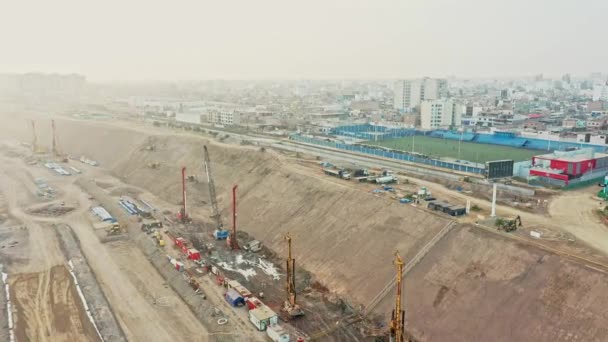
[10,266,100,342]
[548,189,608,252]
[0,150,210,341]
[0,156,100,341]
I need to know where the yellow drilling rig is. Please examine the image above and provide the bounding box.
[283,233,304,318]
[389,252,405,342]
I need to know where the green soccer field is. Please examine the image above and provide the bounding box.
[366,136,541,163]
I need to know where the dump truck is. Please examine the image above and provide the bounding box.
[323,168,351,180]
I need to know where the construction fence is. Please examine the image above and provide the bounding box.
[290,134,486,175]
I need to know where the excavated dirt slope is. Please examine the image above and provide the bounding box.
[399,226,608,341]
[0,116,451,308]
[5,115,608,341]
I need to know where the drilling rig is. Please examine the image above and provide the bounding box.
[389,252,405,342]
[177,166,189,223]
[283,233,304,318]
[51,120,68,162]
[30,120,39,153]
[227,185,240,249]
[204,145,228,240]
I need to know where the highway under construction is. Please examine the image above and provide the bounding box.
[3,112,608,341]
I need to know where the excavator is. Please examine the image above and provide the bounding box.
[283,233,304,318]
[496,215,522,232]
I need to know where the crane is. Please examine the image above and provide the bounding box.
[283,233,304,317]
[389,252,405,342]
[204,145,228,239]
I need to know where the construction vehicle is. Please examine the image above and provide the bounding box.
[375,175,398,184]
[153,231,166,247]
[323,168,351,180]
[283,233,304,318]
[389,252,405,342]
[106,223,122,236]
[177,166,190,223]
[323,168,351,179]
[141,218,163,233]
[204,145,229,239]
[496,215,522,232]
[243,240,263,253]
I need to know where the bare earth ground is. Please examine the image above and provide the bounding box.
[10,266,99,342]
[0,156,100,341]
[405,226,608,342]
[3,111,608,340]
[0,149,209,341]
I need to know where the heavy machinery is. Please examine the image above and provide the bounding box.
[204,145,228,239]
[177,166,190,223]
[389,252,405,342]
[105,222,122,236]
[283,233,304,318]
[30,120,45,154]
[323,167,351,180]
[227,184,240,249]
[496,215,522,232]
[51,120,68,162]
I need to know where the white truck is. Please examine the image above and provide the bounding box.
[323,168,351,180]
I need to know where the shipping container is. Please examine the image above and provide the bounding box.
[225,289,245,307]
[249,306,278,331]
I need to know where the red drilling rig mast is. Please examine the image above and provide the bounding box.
[177,166,189,223]
[228,185,240,250]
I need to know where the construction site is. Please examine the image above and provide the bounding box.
[3,110,608,342]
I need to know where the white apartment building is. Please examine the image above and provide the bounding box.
[593,83,608,101]
[420,99,461,129]
[208,110,240,126]
[393,78,447,111]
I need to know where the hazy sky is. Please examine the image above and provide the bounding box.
[1,0,606,81]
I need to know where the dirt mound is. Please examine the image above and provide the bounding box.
[28,203,75,217]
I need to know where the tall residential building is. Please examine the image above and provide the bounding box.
[593,82,608,101]
[393,78,447,111]
[420,99,461,130]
